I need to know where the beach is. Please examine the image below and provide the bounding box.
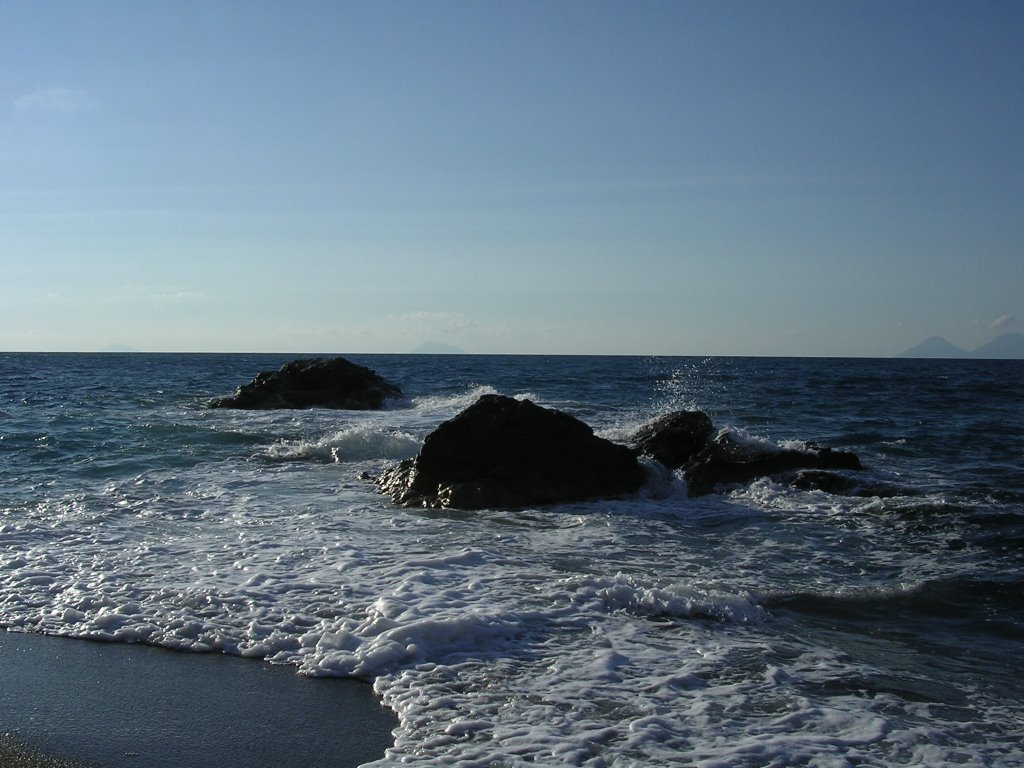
[0,630,395,768]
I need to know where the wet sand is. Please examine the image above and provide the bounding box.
[0,630,395,768]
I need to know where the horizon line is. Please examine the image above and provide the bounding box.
[3,349,1021,361]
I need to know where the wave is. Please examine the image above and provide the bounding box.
[410,385,540,413]
[263,425,421,463]
[766,576,1024,628]
[410,384,498,412]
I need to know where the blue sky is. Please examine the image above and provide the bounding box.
[2,1,1021,355]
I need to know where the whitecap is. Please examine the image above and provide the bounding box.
[411,385,499,413]
[263,425,421,463]
[411,386,541,415]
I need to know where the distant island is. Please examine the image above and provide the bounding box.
[897,332,1024,359]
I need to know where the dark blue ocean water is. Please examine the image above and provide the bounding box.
[2,353,1022,766]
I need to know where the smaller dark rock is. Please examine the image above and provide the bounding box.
[209,357,402,410]
[684,433,862,496]
[631,410,715,468]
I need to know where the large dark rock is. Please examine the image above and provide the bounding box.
[209,357,402,410]
[632,410,715,468]
[683,433,862,496]
[377,394,646,509]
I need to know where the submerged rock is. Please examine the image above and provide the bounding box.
[784,469,903,498]
[209,357,402,410]
[377,394,646,509]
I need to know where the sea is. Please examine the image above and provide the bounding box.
[1,352,1022,767]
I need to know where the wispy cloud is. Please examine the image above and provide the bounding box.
[12,86,92,114]
[989,314,1017,330]
[123,284,208,303]
[152,290,207,302]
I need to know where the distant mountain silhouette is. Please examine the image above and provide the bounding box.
[897,332,1024,359]
[896,336,968,359]
[971,332,1024,359]
[410,340,467,354]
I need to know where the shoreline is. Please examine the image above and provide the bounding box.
[0,630,395,768]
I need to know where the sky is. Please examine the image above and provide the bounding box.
[2,0,1022,356]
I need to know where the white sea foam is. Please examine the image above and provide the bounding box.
[410,385,499,413]
[554,572,768,624]
[7,483,1009,767]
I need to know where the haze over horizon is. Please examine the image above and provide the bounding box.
[2,1,1022,356]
